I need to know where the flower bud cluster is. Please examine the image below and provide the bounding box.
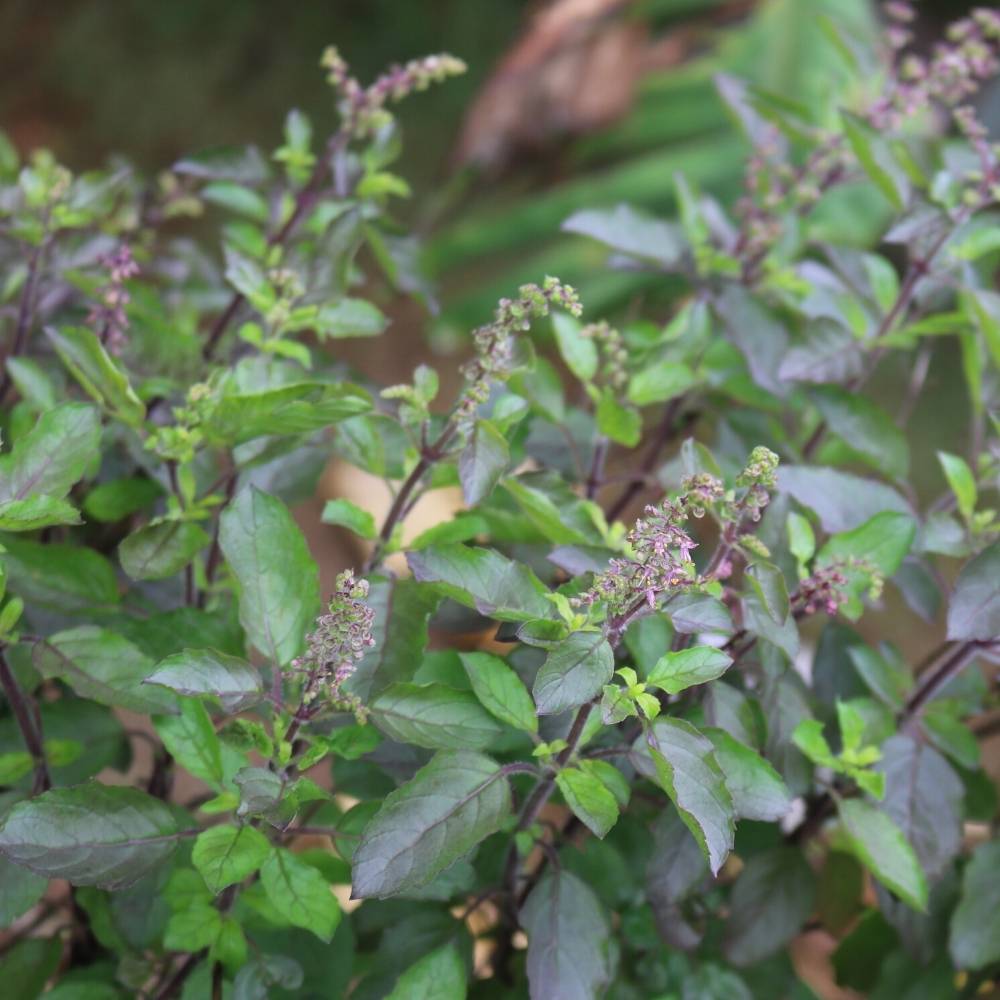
[87,245,139,355]
[263,266,306,331]
[146,382,213,463]
[735,446,779,523]
[794,565,850,616]
[952,104,1000,209]
[576,498,698,614]
[732,6,1000,276]
[735,132,847,276]
[455,277,582,427]
[870,5,1000,128]
[321,46,467,141]
[292,570,376,717]
[581,321,628,391]
[681,472,725,517]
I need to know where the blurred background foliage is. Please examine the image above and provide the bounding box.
[1,0,988,326]
[1,0,993,441]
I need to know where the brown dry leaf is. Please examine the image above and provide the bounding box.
[455,0,646,170]
[454,0,756,171]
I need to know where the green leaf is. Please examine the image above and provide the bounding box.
[83,476,163,523]
[324,723,381,760]
[923,703,980,770]
[812,387,909,480]
[0,855,47,928]
[192,824,271,894]
[646,646,733,695]
[704,728,793,822]
[460,651,537,733]
[878,735,962,880]
[667,592,733,634]
[386,943,467,1000]
[410,513,489,550]
[459,420,509,506]
[0,751,36,785]
[551,312,598,382]
[563,203,683,267]
[556,766,620,838]
[111,607,243,662]
[201,180,268,220]
[596,388,641,447]
[407,545,553,622]
[233,954,304,998]
[847,645,912,710]
[232,766,284,821]
[0,783,179,889]
[219,486,320,665]
[314,298,388,338]
[503,475,594,545]
[864,253,901,312]
[745,582,801,657]
[0,938,61,1000]
[0,495,81,531]
[352,750,511,898]
[520,869,611,1000]
[175,145,268,182]
[346,577,438,701]
[946,542,1000,641]
[533,631,614,716]
[723,847,816,966]
[715,284,790,396]
[842,110,907,209]
[369,682,505,750]
[837,797,928,911]
[787,511,816,568]
[778,320,862,385]
[830,911,896,993]
[0,402,100,503]
[951,226,1000,261]
[144,648,262,713]
[4,357,58,411]
[637,718,735,875]
[792,718,837,768]
[1,538,118,613]
[163,903,223,951]
[778,466,910,533]
[206,382,371,446]
[817,511,916,577]
[154,699,226,789]
[816,851,864,935]
[320,498,377,539]
[937,451,977,521]
[747,562,790,625]
[624,614,673,675]
[581,759,630,807]
[260,847,341,942]
[949,841,1000,970]
[647,805,708,909]
[627,360,697,407]
[118,521,211,581]
[223,246,272,308]
[32,627,178,715]
[45,326,145,427]
[818,511,916,613]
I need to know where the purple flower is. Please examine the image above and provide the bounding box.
[292,569,376,716]
[87,244,139,354]
[577,499,698,615]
